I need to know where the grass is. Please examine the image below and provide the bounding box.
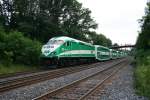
[134,55,150,98]
[0,64,40,75]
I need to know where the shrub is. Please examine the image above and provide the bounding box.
[0,27,7,63]
[135,50,150,65]
[0,27,42,65]
[134,50,150,98]
[2,51,13,66]
[135,64,150,97]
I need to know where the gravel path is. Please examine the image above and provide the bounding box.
[0,59,123,100]
[99,63,148,100]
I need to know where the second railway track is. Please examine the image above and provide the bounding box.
[33,58,128,100]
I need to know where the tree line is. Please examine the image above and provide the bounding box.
[0,0,112,46]
[135,2,150,98]
[136,3,150,51]
[0,0,113,66]
[136,2,150,61]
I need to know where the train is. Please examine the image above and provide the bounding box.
[41,36,127,67]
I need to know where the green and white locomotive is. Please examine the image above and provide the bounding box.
[41,36,127,67]
[41,36,96,66]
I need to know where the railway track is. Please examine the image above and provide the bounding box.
[0,59,120,94]
[0,70,42,79]
[33,59,128,100]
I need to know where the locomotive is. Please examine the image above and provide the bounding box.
[41,36,127,67]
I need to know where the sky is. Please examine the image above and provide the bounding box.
[78,0,147,45]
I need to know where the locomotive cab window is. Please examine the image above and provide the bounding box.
[47,40,64,45]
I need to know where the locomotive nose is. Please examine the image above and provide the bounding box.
[42,45,52,56]
[42,45,57,56]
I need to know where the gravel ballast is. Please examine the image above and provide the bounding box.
[0,59,123,100]
[99,63,148,100]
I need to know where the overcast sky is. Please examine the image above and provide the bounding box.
[78,0,147,45]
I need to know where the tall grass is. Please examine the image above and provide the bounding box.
[134,52,150,98]
[0,64,39,75]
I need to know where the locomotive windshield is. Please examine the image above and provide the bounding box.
[47,40,64,45]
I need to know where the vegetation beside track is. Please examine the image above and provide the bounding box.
[0,0,112,46]
[134,52,150,98]
[0,27,42,66]
[0,64,39,75]
[0,27,42,74]
[134,2,150,98]
[0,0,113,74]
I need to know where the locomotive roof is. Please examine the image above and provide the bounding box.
[51,36,94,46]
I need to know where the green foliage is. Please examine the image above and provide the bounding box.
[134,52,150,98]
[0,0,112,46]
[0,0,98,42]
[0,27,42,65]
[86,31,112,47]
[0,64,39,74]
[2,51,13,67]
[0,0,112,68]
[136,50,150,65]
[136,2,150,50]
[134,2,150,98]
[113,43,119,47]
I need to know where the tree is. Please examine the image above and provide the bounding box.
[0,27,41,65]
[86,31,112,47]
[136,2,150,50]
[0,0,98,42]
[113,43,119,47]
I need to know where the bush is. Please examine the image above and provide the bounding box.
[2,51,13,66]
[0,27,42,65]
[135,50,150,65]
[135,64,150,97]
[134,50,150,98]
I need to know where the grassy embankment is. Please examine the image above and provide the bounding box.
[134,51,150,98]
[0,64,40,75]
